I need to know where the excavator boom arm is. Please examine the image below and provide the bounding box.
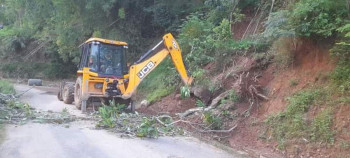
[122,33,193,98]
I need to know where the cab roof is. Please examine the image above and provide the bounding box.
[85,38,128,46]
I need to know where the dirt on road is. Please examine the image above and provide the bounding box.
[0,84,246,158]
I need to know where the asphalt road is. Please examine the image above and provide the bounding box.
[0,84,246,158]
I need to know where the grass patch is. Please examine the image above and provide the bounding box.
[331,64,350,95]
[138,58,178,103]
[266,89,334,149]
[0,80,15,94]
[146,86,175,103]
[289,79,299,87]
[310,107,334,143]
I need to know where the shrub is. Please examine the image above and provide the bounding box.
[98,100,125,128]
[330,24,350,94]
[289,0,347,38]
[180,86,190,99]
[0,27,33,53]
[1,62,47,78]
[289,79,299,87]
[196,99,205,107]
[331,65,350,94]
[203,111,222,130]
[98,105,119,128]
[271,37,295,69]
[0,80,15,94]
[262,10,295,41]
[136,117,159,138]
[179,14,253,70]
[228,89,240,103]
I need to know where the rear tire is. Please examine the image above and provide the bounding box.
[57,82,65,101]
[74,77,83,110]
[63,83,74,104]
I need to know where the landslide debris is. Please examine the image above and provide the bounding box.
[95,103,185,138]
[0,93,79,125]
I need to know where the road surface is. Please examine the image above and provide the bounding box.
[0,84,246,158]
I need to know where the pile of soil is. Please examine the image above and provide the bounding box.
[137,93,196,116]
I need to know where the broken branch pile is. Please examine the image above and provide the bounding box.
[96,110,186,138]
[0,93,80,125]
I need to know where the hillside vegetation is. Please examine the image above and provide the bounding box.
[1,0,350,157]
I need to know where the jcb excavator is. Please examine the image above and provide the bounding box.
[57,33,193,112]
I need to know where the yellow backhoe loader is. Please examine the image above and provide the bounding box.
[57,33,193,112]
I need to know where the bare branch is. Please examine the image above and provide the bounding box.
[199,124,237,133]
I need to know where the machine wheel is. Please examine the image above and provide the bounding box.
[63,83,74,104]
[57,82,65,101]
[74,77,88,112]
[130,100,135,113]
[74,77,83,110]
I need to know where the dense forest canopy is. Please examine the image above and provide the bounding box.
[0,0,205,78]
[0,0,349,93]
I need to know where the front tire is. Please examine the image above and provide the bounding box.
[74,77,83,110]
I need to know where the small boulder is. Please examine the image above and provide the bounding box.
[191,86,212,105]
[140,100,150,107]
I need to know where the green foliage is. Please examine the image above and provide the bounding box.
[7,101,32,117]
[228,89,240,103]
[179,14,252,70]
[262,10,295,41]
[136,117,159,138]
[98,100,125,128]
[0,27,33,53]
[203,111,222,130]
[330,24,350,94]
[310,108,334,143]
[196,99,205,107]
[180,86,190,99]
[271,37,295,69]
[1,62,46,78]
[146,86,175,103]
[61,108,69,117]
[0,0,203,79]
[138,59,177,103]
[331,65,350,94]
[118,8,125,19]
[0,58,74,79]
[0,80,15,94]
[205,0,244,25]
[289,0,347,38]
[289,79,299,87]
[285,90,320,116]
[266,89,323,148]
[98,105,119,128]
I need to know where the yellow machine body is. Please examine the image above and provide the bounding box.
[73,33,192,111]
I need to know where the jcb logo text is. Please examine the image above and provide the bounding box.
[137,61,155,79]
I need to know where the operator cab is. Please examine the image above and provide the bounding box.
[79,38,128,78]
